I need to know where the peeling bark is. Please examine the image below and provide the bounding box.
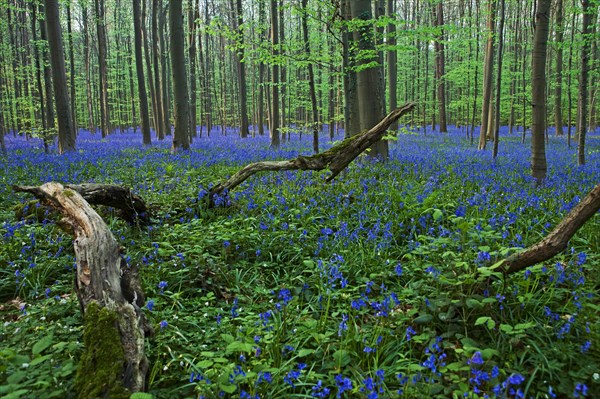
[13,182,150,393]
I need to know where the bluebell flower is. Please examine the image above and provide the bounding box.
[574,383,588,397]
[334,374,353,398]
[146,299,154,311]
[159,320,168,329]
[468,351,484,366]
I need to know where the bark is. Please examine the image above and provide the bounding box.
[81,4,94,131]
[233,0,250,138]
[269,0,280,147]
[577,0,592,165]
[351,0,388,159]
[342,0,360,138]
[39,2,55,135]
[13,182,150,393]
[134,0,151,145]
[387,0,398,132]
[159,5,171,138]
[66,0,77,133]
[95,0,111,137]
[554,0,564,135]
[478,0,496,150]
[152,0,165,139]
[14,183,150,224]
[492,0,505,159]
[44,0,76,153]
[209,103,415,200]
[170,0,190,151]
[531,0,550,184]
[498,183,600,274]
[188,0,198,139]
[432,1,447,132]
[301,0,319,154]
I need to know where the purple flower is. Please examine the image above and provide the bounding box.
[159,320,168,329]
[468,351,484,366]
[146,299,155,311]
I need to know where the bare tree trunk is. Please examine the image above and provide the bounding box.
[188,0,198,139]
[95,0,111,137]
[531,0,550,184]
[151,0,165,139]
[66,0,77,134]
[301,0,319,154]
[492,0,505,159]
[39,1,55,135]
[577,0,592,166]
[141,0,157,132]
[478,0,496,150]
[159,5,171,137]
[387,0,397,133]
[170,0,190,152]
[230,0,249,138]
[44,0,76,153]
[351,0,388,159]
[269,0,280,147]
[13,183,150,394]
[342,0,360,138]
[432,1,447,133]
[554,0,564,135]
[134,0,151,145]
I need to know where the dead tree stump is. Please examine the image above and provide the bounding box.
[13,182,149,395]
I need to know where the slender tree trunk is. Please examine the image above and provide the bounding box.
[39,2,55,134]
[554,0,565,135]
[95,0,111,137]
[478,0,496,149]
[342,0,360,138]
[66,0,76,134]
[141,0,157,132]
[233,0,249,138]
[432,1,447,132]
[81,4,94,131]
[492,0,505,159]
[133,0,151,145]
[278,2,286,143]
[301,0,319,154]
[269,0,280,147]
[387,0,398,132]
[159,5,170,137]
[577,0,592,165]
[31,3,47,135]
[169,0,190,152]
[531,0,551,184]
[44,0,76,153]
[152,0,165,139]
[587,13,598,132]
[188,0,198,139]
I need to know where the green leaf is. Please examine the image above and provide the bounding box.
[32,334,53,355]
[413,314,434,324]
[332,349,352,367]
[29,354,52,366]
[474,316,496,330]
[130,393,155,399]
[297,349,315,357]
[466,298,483,309]
[3,389,29,399]
[219,383,238,394]
[7,371,27,385]
[196,360,214,368]
[432,209,443,221]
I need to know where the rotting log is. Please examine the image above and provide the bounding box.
[208,103,416,201]
[498,183,600,274]
[13,183,150,224]
[13,182,150,394]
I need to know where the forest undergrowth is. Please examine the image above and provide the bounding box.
[0,125,599,399]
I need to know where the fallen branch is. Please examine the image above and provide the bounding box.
[499,183,600,274]
[13,183,150,224]
[209,103,416,199]
[13,182,150,394]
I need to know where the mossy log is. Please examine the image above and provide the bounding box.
[13,183,150,224]
[208,103,416,201]
[13,182,149,394]
[498,182,600,274]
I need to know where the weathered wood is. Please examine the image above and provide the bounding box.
[499,183,600,274]
[209,102,416,200]
[13,183,150,224]
[14,182,149,394]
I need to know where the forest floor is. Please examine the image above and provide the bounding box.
[0,125,599,398]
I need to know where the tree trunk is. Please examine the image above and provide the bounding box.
[134,0,151,145]
[554,0,564,135]
[387,0,398,133]
[269,0,280,148]
[432,1,447,133]
[210,103,415,200]
[351,0,388,159]
[169,0,190,152]
[141,0,157,132]
[231,0,250,138]
[188,0,198,139]
[301,0,319,154]
[39,1,55,136]
[44,0,76,153]
[66,0,77,134]
[13,183,150,394]
[478,0,496,150]
[159,5,171,138]
[531,0,550,184]
[95,0,111,137]
[342,0,360,139]
[492,0,505,159]
[497,183,600,274]
[577,0,591,166]
[152,0,165,139]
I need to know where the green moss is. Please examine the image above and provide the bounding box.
[63,189,76,197]
[74,302,130,399]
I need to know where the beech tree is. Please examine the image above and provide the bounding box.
[133,0,151,145]
[44,0,76,153]
[169,0,190,152]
